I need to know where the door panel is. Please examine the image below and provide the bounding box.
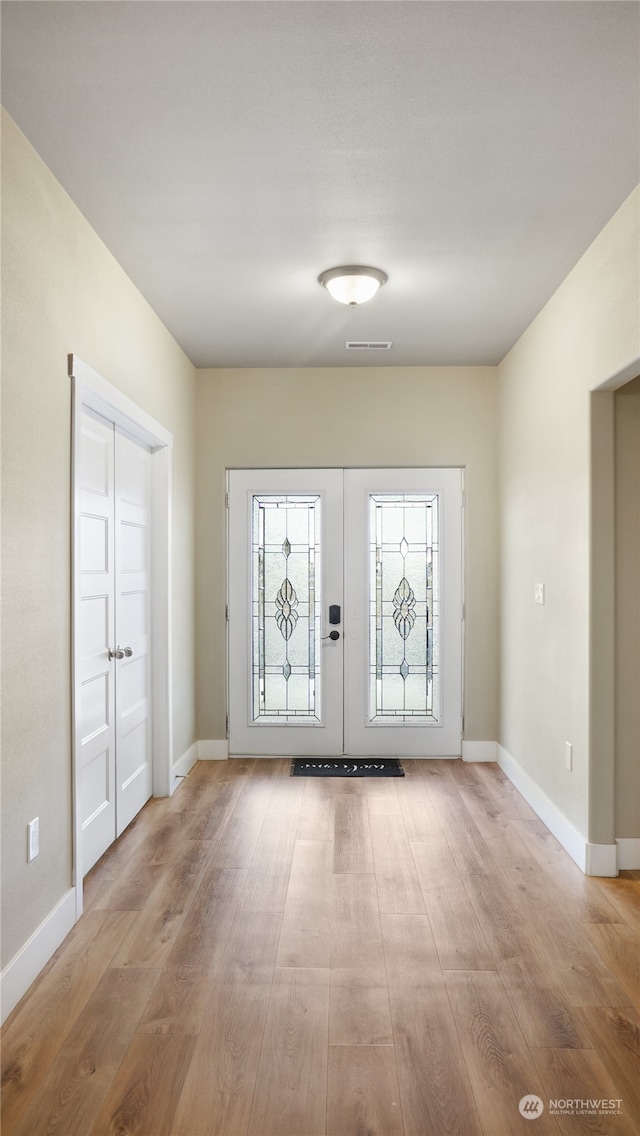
[344,468,462,756]
[228,468,463,759]
[79,413,153,871]
[228,469,344,756]
[79,409,116,871]
[114,429,153,835]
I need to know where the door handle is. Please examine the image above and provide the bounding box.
[108,646,133,660]
[322,630,340,641]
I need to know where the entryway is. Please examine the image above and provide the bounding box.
[228,468,463,757]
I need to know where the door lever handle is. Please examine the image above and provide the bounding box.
[322,630,340,641]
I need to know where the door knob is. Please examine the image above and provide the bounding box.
[108,646,133,660]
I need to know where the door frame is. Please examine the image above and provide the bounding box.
[69,354,173,918]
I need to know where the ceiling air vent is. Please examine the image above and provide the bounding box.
[345,340,392,350]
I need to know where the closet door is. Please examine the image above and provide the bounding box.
[78,409,117,871]
[78,412,153,873]
[114,429,153,835]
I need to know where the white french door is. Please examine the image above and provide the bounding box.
[228,468,463,757]
[78,408,153,873]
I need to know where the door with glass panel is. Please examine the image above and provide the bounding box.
[228,468,462,757]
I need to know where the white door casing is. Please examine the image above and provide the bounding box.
[228,468,463,758]
[71,354,173,918]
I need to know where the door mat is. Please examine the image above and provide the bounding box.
[291,758,404,777]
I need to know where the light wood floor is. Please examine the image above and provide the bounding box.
[2,759,639,1136]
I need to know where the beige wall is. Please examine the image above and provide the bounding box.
[498,187,640,840]
[615,376,640,838]
[1,112,197,968]
[195,365,499,746]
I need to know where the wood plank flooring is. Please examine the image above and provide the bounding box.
[2,759,639,1136]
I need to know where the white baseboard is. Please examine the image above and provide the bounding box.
[197,739,229,760]
[584,843,618,877]
[1,888,76,1025]
[497,744,620,877]
[171,741,199,791]
[462,740,497,762]
[616,837,640,870]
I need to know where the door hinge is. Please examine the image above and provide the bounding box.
[226,714,230,738]
[225,603,229,622]
[225,491,230,509]
[461,603,466,621]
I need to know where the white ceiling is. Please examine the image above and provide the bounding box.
[2,1,638,368]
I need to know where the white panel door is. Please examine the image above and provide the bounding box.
[228,468,463,758]
[228,469,344,756]
[114,429,153,834]
[79,413,153,872]
[79,409,116,870]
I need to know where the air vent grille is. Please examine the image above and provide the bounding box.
[345,341,392,350]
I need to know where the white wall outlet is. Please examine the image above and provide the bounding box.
[565,742,573,771]
[534,583,545,604]
[27,817,39,861]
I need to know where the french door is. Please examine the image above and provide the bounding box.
[228,468,463,757]
[78,407,153,873]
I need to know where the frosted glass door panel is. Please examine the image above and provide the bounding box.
[369,494,439,722]
[345,469,462,757]
[228,469,343,756]
[252,495,321,722]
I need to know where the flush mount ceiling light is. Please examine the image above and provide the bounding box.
[318,265,388,306]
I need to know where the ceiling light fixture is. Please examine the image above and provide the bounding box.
[318,265,388,306]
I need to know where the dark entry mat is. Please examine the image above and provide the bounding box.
[291,758,404,777]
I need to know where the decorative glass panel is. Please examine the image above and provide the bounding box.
[252,495,321,722]
[368,494,439,722]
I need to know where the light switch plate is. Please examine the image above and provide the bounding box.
[534,583,545,605]
[28,818,39,861]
